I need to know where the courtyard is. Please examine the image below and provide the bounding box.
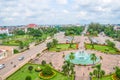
[32,49,120,80]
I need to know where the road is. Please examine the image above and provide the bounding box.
[0,33,63,80]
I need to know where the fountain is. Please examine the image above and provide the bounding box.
[65,50,100,65]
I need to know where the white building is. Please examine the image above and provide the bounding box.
[0,49,7,59]
[0,28,9,34]
[114,26,120,31]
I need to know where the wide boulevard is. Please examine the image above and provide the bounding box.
[0,33,62,80]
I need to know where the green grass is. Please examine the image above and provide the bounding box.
[85,44,120,54]
[92,74,112,80]
[7,63,73,80]
[49,43,77,52]
[2,34,48,46]
[2,35,34,46]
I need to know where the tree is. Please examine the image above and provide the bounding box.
[69,52,75,60]
[50,32,54,38]
[90,64,105,80]
[19,41,24,49]
[41,60,46,65]
[115,66,120,79]
[28,66,33,72]
[106,40,115,48]
[88,23,104,35]
[89,72,93,79]
[52,39,58,46]
[13,49,19,54]
[0,33,7,39]
[69,36,74,48]
[90,53,97,65]
[42,66,53,76]
[25,76,32,80]
[27,28,42,38]
[62,60,75,79]
[46,42,53,50]
[14,30,25,35]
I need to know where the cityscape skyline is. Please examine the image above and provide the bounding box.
[0,0,120,26]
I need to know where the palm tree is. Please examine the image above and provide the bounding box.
[62,60,75,79]
[69,36,74,48]
[90,64,105,80]
[69,52,75,61]
[90,53,97,65]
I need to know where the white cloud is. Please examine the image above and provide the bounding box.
[56,0,68,5]
[0,0,120,25]
[94,6,111,12]
[63,10,69,14]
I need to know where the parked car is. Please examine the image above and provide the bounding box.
[0,64,5,69]
[18,56,24,61]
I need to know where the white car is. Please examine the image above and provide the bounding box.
[18,56,24,61]
[0,64,5,70]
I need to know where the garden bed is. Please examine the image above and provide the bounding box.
[6,63,73,80]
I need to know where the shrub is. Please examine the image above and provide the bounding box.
[39,70,56,80]
[35,66,41,72]
[41,60,46,65]
[49,62,53,66]
[25,76,32,80]
[13,49,19,54]
[42,66,53,76]
[28,66,33,72]
[115,67,120,79]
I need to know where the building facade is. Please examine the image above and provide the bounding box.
[0,49,7,59]
[0,28,9,34]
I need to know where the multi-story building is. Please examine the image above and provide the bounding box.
[114,26,120,31]
[0,46,15,60]
[0,49,7,59]
[0,28,9,34]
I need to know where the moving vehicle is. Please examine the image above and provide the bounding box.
[18,56,24,61]
[0,64,5,69]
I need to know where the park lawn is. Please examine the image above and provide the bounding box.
[49,43,77,52]
[2,34,48,46]
[2,35,34,46]
[6,63,72,80]
[85,44,120,54]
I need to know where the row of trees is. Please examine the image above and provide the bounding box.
[104,26,120,41]
[59,26,84,36]
[87,23,120,41]
[87,23,105,36]
[11,28,58,49]
[14,27,58,37]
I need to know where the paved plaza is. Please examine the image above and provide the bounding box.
[33,32,120,80]
[33,49,120,80]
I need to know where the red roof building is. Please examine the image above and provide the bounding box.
[27,24,37,28]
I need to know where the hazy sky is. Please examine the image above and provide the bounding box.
[0,0,120,25]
